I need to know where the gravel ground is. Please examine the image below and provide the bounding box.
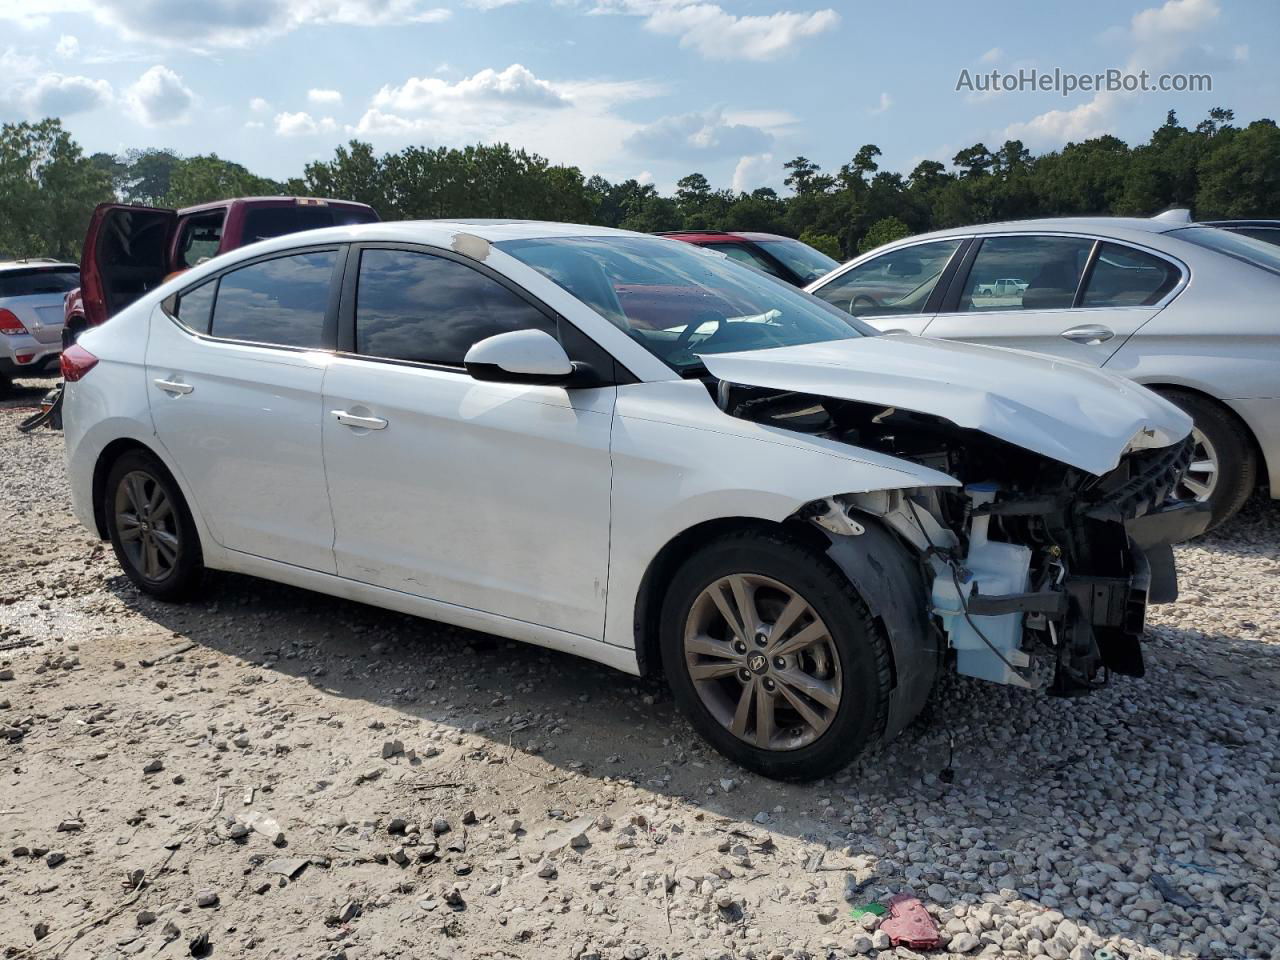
[1,377,1278,960]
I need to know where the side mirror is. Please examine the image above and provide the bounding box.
[463,329,575,385]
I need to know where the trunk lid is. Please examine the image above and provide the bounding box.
[699,335,1191,476]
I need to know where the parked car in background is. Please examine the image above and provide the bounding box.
[1201,219,1280,246]
[63,196,379,345]
[62,219,1204,780]
[0,260,79,395]
[660,230,838,286]
[808,216,1280,530]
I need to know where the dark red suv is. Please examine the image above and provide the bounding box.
[64,196,379,344]
[659,230,839,287]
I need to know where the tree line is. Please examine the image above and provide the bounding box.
[1,107,1276,263]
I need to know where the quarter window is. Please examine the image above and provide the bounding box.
[813,240,961,318]
[960,236,1093,311]
[355,248,555,366]
[208,250,336,348]
[175,279,216,333]
[1081,243,1180,306]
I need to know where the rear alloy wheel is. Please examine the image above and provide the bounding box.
[1159,389,1256,533]
[105,450,203,600]
[660,531,892,781]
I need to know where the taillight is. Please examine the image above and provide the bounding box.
[60,344,98,382]
[0,309,27,335]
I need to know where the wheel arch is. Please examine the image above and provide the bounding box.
[631,510,938,740]
[1142,382,1268,490]
[90,437,203,545]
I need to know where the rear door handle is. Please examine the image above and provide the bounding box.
[1060,324,1115,345]
[153,378,194,396]
[332,410,388,430]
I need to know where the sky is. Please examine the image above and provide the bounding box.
[1,0,1276,194]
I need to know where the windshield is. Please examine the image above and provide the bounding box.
[755,237,839,282]
[498,235,870,374]
[1169,226,1280,276]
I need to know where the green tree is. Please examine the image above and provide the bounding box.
[163,154,281,207]
[120,148,181,204]
[1196,118,1280,218]
[0,118,113,260]
[858,216,911,253]
[798,230,841,260]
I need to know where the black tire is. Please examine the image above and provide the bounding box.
[104,449,203,601]
[1159,389,1256,532]
[659,530,892,781]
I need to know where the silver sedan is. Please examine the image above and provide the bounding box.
[0,260,78,395]
[808,216,1280,529]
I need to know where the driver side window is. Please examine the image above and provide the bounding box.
[812,240,961,318]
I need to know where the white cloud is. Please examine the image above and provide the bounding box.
[870,92,892,115]
[592,0,838,61]
[980,46,1002,63]
[372,64,568,112]
[1003,0,1221,147]
[249,96,271,112]
[27,73,113,116]
[624,108,772,159]
[636,170,653,185]
[275,111,338,136]
[350,66,664,176]
[732,152,776,193]
[5,0,451,48]
[245,120,265,129]
[55,34,80,58]
[126,65,194,125]
[1232,43,1248,61]
[466,0,523,7]
[308,88,343,105]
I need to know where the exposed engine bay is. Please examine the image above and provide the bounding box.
[715,381,1210,695]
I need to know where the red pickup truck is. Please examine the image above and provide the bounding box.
[64,196,379,345]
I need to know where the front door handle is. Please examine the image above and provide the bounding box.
[1060,324,1115,345]
[154,378,194,396]
[332,410,388,431]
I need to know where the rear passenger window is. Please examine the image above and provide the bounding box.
[209,251,336,348]
[1081,243,1180,307]
[960,236,1094,311]
[175,280,216,333]
[355,248,555,366]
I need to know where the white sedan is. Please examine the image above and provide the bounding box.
[63,220,1205,780]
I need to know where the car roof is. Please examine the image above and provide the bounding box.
[1201,219,1280,228]
[0,259,78,273]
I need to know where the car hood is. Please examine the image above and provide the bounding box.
[699,336,1192,476]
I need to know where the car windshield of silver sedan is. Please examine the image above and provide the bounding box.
[498,235,870,374]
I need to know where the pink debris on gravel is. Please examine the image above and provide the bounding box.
[878,893,942,950]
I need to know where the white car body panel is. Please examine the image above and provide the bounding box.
[809,216,1279,497]
[700,336,1190,477]
[321,356,615,639]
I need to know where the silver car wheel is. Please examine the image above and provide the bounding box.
[1178,426,1219,502]
[683,573,842,751]
[114,470,180,582]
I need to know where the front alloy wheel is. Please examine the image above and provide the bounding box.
[659,531,892,781]
[684,574,842,751]
[1175,426,1218,503]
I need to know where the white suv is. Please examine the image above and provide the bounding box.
[809,218,1280,530]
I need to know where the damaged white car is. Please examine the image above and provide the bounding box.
[62,221,1209,780]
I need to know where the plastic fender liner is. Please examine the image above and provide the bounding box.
[815,515,939,740]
